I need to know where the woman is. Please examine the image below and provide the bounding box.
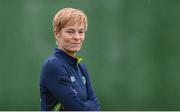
[40,8,100,111]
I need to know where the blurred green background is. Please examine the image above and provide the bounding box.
[0,0,180,110]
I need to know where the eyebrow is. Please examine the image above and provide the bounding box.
[66,28,84,31]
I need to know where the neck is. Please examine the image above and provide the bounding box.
[58,47,76,57]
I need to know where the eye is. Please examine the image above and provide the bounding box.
[66,30,74,34]
[79,30,84,34]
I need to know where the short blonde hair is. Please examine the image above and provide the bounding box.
[53,8,88,33]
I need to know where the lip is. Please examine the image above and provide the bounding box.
[71,43,80,44]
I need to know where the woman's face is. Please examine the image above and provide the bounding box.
[57,23,85,56]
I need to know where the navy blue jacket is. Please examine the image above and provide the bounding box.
[40,48,100,111]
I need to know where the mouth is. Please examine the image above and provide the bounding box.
[71,42,80,44]
[71,43,81,45]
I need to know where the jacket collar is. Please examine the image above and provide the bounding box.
[54,48,82,67]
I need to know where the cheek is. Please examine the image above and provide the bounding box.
[59,36,71,47]
[62,35,71,43]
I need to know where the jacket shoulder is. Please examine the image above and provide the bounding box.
[41,55,68,76]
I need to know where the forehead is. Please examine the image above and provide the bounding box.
[63,23,85,30]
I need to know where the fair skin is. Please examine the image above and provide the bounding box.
[55,23,85,57]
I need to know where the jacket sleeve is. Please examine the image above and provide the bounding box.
[80,64,100,110]
[44,60,99,111]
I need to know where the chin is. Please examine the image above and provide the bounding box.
[67,49,80,54]
[71,47,81,52]
[72,49,80,52]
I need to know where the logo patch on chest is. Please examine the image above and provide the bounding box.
[82,76,86,85]
[70,76,75,82]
